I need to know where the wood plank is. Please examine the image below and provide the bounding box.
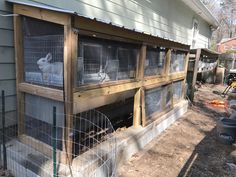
[141,88,146,127]
[74,72,185,99]
[63,24,74,165]
[133,88,141,128]
[13,13,24,135]
[143,72,185,88]
[74,81,142,99]
[190,49,201,101]
[14,4,70,25]
[165,49,171,75]
[74,79,135,92]
[136,45,146,81]
[182,52,190,99]
[74,16,190,51]
[18,83,64,102]
[73,90,135,114]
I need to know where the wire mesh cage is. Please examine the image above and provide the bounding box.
[71,109,117,177]
[77,36,139,86]
[173,80,183,101]
[145,87,162,119]
[23,17,64,88]
[0,92,117,177]
[170,50,185,73]
[144,47,165,76]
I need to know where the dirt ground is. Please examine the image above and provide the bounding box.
[119,84,236,177]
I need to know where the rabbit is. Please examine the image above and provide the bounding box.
[37,53,63,84]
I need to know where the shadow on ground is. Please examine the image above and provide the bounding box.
[177,95,235,177]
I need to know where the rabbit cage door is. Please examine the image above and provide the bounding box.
[22,17,64,89]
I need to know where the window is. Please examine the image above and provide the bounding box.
[145,84,173,121]
[23,17,64,88]
[77,36,139,86]
[145,46,165,76]
[173,80,183,102]
[145,87,162,118]
[170,50,185,73]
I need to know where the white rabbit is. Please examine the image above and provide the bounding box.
[37,53,63,84]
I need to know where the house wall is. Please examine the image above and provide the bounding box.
[217,39,236,53]
[0,0,213,127]
[22,0,212,48]
[0,1,16,127]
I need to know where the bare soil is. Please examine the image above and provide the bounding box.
[119,84,236,177]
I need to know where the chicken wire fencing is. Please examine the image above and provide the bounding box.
[23,17,64,89]
[0,91,117,177]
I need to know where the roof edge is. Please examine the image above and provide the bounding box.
[181,0,219,28]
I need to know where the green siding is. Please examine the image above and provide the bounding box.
[0,10,13,30]
[27,0,211,48]
[0,0,12,12]
[0,64,15,80]
[0,47,14,63]
[0,1,16,127]
[0,29,14,47]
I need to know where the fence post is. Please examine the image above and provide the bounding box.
[1,90,7,170]
[52,106,57,177]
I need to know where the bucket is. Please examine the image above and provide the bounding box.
[217,118,236,145]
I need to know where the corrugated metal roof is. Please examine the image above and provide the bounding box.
[6,0,193,47]
[7,0,76,14]
[181,0,219,28]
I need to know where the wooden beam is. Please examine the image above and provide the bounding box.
[13,13,25,135]
[143,72,185,88]
[133,88,142,128]
[14,4,71,25]
[182,52,190,99]
[74,16,190,51]
[62,24,74,164]
[74,81,142,99]
[18,83,64,101]
[73,90,135,114]
[73,73,185,100]
[190,49,201,101]
[141,88,146,127]
[165,49,171,75]
[136,45,146,80]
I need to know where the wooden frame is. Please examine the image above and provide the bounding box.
[13,2,190,166]
[14,9,25,136]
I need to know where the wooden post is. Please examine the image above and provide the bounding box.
[13,12,25,136]
[182,52,190,99]
[133,45,146,128]
[141,88,146,127]
[136,45,146,80]
[190,49,201,101]
[165,49,171,75]
[133,88,142,128]
[62,24,74,164]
